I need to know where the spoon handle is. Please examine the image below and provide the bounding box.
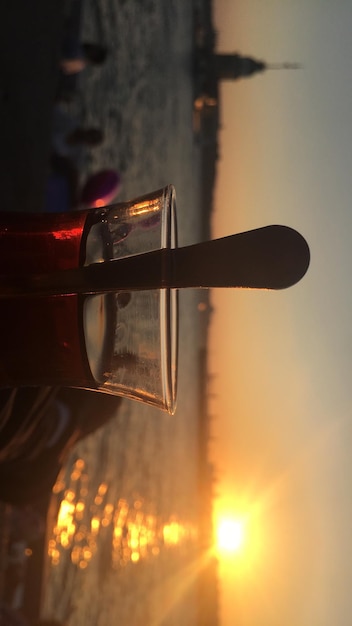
[0,225,310,297]
[172,225,310,289]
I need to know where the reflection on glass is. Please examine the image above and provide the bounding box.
[48,458,197,571]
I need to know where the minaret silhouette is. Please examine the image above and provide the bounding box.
[214,52,301,81]
[214,53,266,80]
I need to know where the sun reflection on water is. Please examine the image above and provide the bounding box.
[48,458,197,571]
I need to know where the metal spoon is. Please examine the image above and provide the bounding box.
[0,225,310,297]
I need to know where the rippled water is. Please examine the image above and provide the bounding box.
[41,2,209,625]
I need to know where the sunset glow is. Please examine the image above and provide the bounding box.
[216,518,245,555]
[213,495,268,582]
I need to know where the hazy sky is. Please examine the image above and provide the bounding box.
[209,1,352,624]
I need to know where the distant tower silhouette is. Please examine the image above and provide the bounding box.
[214,53,266,80]
[214,52,301,82]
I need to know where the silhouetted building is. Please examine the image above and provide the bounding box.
[214,52,266,81]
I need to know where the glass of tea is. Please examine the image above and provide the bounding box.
[0,186,178,413]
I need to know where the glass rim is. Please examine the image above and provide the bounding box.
[97,185,178,414]
[160,185,178,414]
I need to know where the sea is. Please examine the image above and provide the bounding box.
[41,2,211,625]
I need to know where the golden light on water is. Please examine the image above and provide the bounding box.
[48,458,197,571]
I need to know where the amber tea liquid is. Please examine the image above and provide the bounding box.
[0,211,116,388]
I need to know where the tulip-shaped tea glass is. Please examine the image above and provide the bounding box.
[0,186,178,413]
[0,185,311,414]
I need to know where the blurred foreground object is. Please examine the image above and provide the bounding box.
[80,169,121,208]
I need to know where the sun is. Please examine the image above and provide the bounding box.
[216,518,246,555]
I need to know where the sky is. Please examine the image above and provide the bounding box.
[209,1,352,625]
